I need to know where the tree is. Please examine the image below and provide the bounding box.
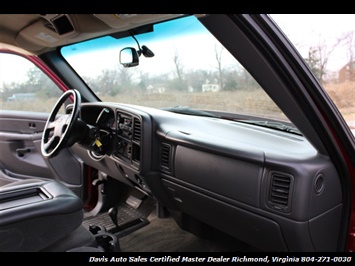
[25,67,61,97]
[304,34,343,83]
[96,69,120,96]
[172,49,184,81]
[214,45,224,91]
[118,67,134,90]
[185,69,209,92]
[305,47,322,80]
[171,49,187,91]
[341,31,355,81]
[0,82,17,100]
[137,71,150,92]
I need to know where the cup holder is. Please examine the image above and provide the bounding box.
[89,224,120,252]
[95,233,119,252]
[89,224,107,235]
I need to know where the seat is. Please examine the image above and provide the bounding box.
[0,178,98,252]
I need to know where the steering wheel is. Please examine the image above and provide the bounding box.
[41,89,81,158]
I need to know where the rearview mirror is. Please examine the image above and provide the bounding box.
[120,47,139,67]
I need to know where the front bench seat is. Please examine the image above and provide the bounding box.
[0,179,97,252]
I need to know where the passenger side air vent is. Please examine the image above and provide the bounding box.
[133,117,141,142]
[160,143,172,173]
[268,171,294,212]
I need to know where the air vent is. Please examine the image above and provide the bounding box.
[160,143,172,173]
[268,171,294,212]
[133,117,141,142]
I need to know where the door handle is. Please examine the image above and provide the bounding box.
[29,122,36,129]
[16,148,31,157]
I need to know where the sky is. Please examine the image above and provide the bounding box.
[270,14,355,72]
[61,14,355,81]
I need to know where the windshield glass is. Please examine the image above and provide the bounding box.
[61,15,289,123]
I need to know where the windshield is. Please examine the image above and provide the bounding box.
[61,15,289,123]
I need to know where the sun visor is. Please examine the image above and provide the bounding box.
[15,15,78,52]
[93,14,183,29]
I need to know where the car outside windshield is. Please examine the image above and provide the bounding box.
[61,15,290,124]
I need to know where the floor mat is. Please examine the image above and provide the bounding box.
[82,192,249,252]
[118,215,241,252]
[82,195,156,233]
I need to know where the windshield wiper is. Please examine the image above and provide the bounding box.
[162,106,218,118]
[235,120,303,136]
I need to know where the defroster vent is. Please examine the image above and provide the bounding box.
[268,171,294,212]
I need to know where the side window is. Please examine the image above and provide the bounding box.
[270,14,355,136]
[0,53,63,113]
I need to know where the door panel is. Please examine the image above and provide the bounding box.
[0,110,85,198]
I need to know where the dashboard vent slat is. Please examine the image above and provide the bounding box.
[133,117,141,142]
[160,143,172,173]
[268,172,294,212]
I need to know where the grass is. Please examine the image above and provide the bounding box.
[324,81,354,123]
[1,81,353,127]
